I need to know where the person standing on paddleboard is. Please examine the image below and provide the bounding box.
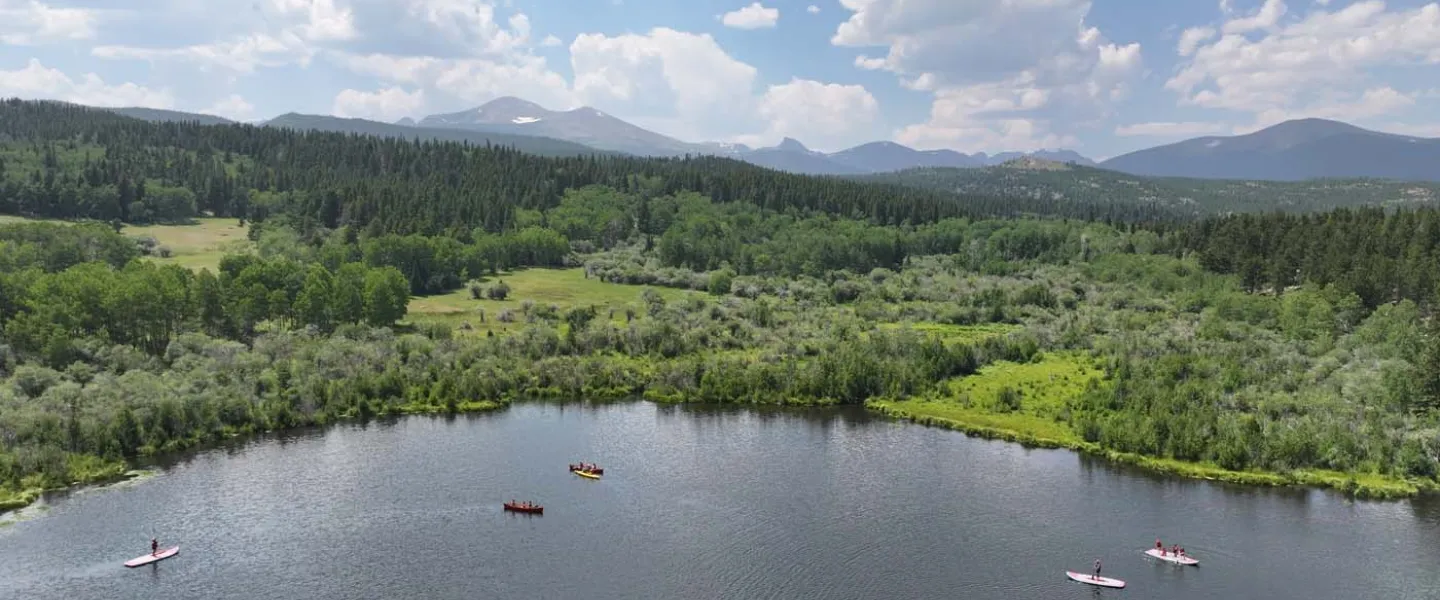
[151,538,158,556]
[1094,558,1102,580]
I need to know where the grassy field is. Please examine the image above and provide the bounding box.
[124,218,252,272]
[873,352,1101,445]
[0,215,253,272]
[406,268,696,335]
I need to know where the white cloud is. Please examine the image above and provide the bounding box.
[541,34,562,47]
[266,0,356,41]
[202,94,256,121]
[570,28,759,140]
[328,51,575,111]
[807,5,820,14]
[1372,121,1440,137]
[332,86,427,122]
[1236,86,1420,133]
[406,0,532,54]
[1114,121,1229,137]
[720,2,779,29]
[88,0,357,73]
[1169,1,1440,122]
[0,0,98,45]
[735,78,881,151]
[1222,0,1287,35]
[94,32,316,73]
[854,55,885,70]
[1176,26,1215,57]
[834,0,1142,153]
[0,58,173,108]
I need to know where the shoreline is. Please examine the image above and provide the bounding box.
[0,400,512,515]
[5,395,1429,515]
[866,400,1432,500]
[0,466,149,514]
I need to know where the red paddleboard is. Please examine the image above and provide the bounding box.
[124,546,179,568]
[1066,571,1125,588]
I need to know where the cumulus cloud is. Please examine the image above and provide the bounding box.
[1222,0,1287,34]
[1236,86,1420,133]
[0,58,173,108]
[807,5,820,14]
[332,86,427,122]
[0,0,97,45]
[541,34,562,47]
[720,2,779,29]
[405,0,532,54]
[328,51,576,112]
[202,94,257,121]
[833,0,1142,152]
[94,32,316,73]
[570,28,761,139]
[734,78,881,151]
[1168,1,1440,122]
[268,0,356,41]
[1176,26,1215,57]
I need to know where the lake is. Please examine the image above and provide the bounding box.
[4,401,1440,599]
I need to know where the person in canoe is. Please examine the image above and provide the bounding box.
[151,538,159,556]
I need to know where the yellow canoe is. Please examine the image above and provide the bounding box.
[574,470,601,480]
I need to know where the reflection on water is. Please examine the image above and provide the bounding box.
[2,401,1438,600]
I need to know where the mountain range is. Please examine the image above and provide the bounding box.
[1100,118,1440,182]
[90,99,1440,183]
[410,96,1097,174]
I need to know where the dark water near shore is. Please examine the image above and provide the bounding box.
[4,402,1440,599]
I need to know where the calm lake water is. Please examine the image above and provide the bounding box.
[5,401,1440,599]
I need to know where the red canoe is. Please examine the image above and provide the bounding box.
[503,502,543,514]
[569,464,604,475]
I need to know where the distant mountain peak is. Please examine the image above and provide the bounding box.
[395,117,416,126]
[775,137,810,153]
[477,96,548,114]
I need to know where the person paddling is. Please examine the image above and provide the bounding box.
[1093,558,1102,580]
[151,538,158,556]
[1155,538,1163,553]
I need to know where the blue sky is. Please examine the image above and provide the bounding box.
[2,0,1439,159]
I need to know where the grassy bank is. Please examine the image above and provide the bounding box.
[0,454,135,512]
[867,353,1427,500]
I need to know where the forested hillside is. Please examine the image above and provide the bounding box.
[0,99,1172,232]
[3,98,1440,510]
[859,162,1440,216]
